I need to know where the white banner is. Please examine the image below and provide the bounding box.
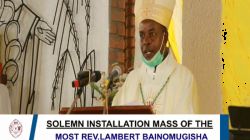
[0,115,225,140]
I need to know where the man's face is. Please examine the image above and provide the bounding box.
[139,19,168,60]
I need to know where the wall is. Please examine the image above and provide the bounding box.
[0,0,109,114]
[109,0,135,73]
[36,0,110,113]
[183,0,222,113]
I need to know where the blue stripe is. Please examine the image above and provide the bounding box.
[29,114,38,140]
[220,114,229,140]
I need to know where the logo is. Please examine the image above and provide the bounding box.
[9,119,23,138]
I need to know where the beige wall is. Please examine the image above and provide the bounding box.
[0,0,109,114]
[183,0,222,113]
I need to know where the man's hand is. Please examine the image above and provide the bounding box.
[35,20,55,45]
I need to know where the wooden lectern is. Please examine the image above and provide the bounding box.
[59,105,154,114]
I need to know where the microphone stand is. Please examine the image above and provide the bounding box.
[103,79,113,114]
[102,74,118,114]
[67,69,91,114]
[102,87,109,114]
[67,88,82,114]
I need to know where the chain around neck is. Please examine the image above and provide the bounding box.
[139,67,176,106]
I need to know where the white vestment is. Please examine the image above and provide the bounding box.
[112,51,198,114]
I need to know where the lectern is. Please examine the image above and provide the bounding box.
[59,105,154,114]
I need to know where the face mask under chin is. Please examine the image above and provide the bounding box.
[141,50,164,68]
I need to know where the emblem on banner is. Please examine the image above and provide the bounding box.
[9,119,23,138]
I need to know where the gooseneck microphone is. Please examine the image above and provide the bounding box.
[108,66,122,89]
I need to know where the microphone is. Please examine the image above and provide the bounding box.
[110,66,121,81]
[72,71,101,88]
[108,66,122,89]
[77,71,92,79]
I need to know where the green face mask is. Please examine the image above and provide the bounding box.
[141,32,166,68]
[141,50,164,68]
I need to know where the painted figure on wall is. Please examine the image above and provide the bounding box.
[0,0,55,113]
